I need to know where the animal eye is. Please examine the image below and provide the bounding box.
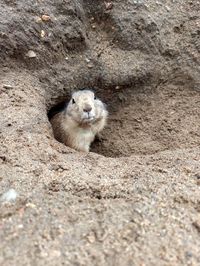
[72,98,75,104]
[94,96,97,100]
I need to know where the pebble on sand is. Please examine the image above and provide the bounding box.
[26,50,37,58]
[41,15,51,21]
[0,189,18,203]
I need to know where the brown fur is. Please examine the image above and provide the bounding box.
[50,90,108,152]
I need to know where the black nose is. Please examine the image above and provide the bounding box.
[83,107,92,113]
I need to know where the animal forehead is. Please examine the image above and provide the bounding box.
[72,90,94,100]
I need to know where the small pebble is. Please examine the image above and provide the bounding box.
[26,50,36,58]
[26,202,37,209]
[35,16,42,23]
[18,224,24,229]
[51,250,61,258]
[105,2,113,10]
[41,15,50,22]
[87,233,96,243]
[41,30,45,38]
[3,84,13,89]
[0,189,18,203]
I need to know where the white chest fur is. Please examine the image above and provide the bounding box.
[74,127,95,152]
[63,120,95,152]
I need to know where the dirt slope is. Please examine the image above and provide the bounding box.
[0,1,200,265]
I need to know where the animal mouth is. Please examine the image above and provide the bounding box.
[83,117,94,122]
[82,114,95,123]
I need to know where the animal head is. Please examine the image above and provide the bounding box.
[66,89,106,124]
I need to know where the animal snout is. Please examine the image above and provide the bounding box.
[83,106,92,113]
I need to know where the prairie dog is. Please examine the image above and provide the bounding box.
[50,89,108,152]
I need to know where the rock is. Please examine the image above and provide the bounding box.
[3,84,13,89]
[87,64,93,68]
[41,15,51,22]
[40,30,45,38]
[35,16,42,23]
[105,2,113,10]
[26,50,36,58]
[0,189,18,203]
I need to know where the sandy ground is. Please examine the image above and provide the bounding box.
[0,0,200,265]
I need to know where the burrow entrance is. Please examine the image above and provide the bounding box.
[48,84,200,158]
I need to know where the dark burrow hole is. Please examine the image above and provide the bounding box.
[48,85,200,158]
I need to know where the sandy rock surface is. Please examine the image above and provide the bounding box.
[0,0,200,265]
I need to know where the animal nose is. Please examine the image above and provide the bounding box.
[83,106,92,113]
